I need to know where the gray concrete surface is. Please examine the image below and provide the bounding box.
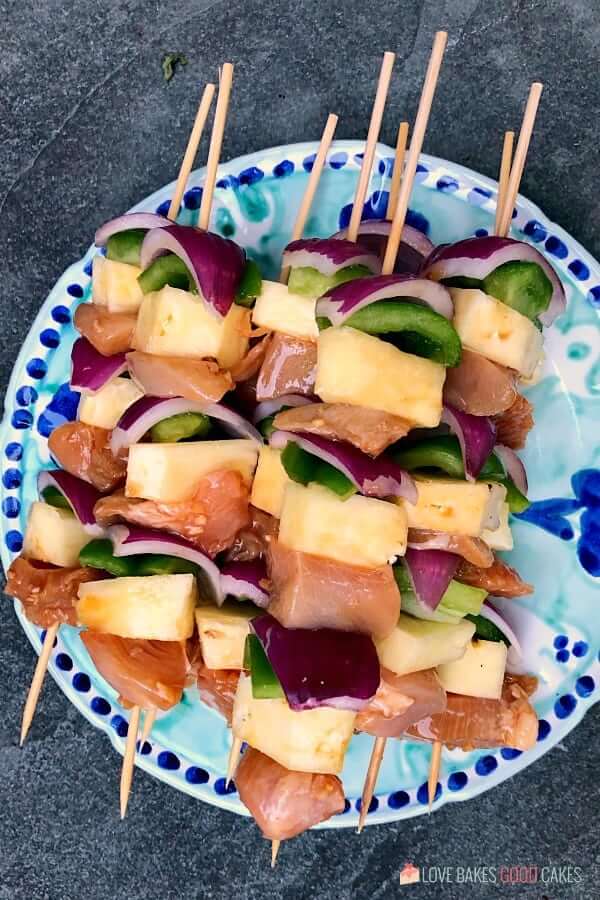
[1,1,599,897]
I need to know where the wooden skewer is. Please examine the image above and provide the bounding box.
[427,740,442,809]
[357,736,386,834]
[346,51,396,242]
[140,707,157,745]
[120,704,141,819]
[382,30,448,274]
[271,840,281,868]
[279,112,339,282]
[226,735,243,788]
[494,130,514,236]
[167,83,216,221]
[386,121,409,221]
[19,623,58,746]
[198,63,234,231]
[496,82,543,238]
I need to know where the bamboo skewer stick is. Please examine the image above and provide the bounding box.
[494,130,514,235]
[346,51,396,242]
[167,83,216,221]
[382,31,448,274]
[140,707,157,745]
[198,63,234,231]
[386,121,409,221]
[496,82,543,238]
[120,704,141,819]
[279,112,339,282]
[357,736,386,834]
[271,840,281,868]
[226,735,243,788]
[19,624,58,746]
[427,740,442,809]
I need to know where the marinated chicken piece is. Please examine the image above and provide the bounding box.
[80,633,188,710]
[48,422,126,492]
[126,351,233,404]
[230,336,270,383]
[255,333,317,401]
[94,469,250,557]
[267,539,400,639]
[443,348,517,416]
[225,506,279,562]
[407,529,494,568]
[5,557,104,627]
[274,402,412,456]
[407,674,538,751]
[74,303,136,356]
[356,668,447,739]
[197,663,240,723]
[455,554,533,597]
[235,748,345,840]
[494,393,534,450]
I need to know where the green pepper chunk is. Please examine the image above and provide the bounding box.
[343,301,462,367]
[258,414,276,440]
[138,253,196,295]
[41,485,73,512]
[441,276,483,290]
[235,259,263,308]
[106,229,147,266]
[288,264,372,298]
[79,539,140,577]
[150,412,211,443]
[134,555,199,576]
[482,261,551,321]
[501,478,530,514]
[245,635,285,699]
[280,441,356,500]
[465,613,510,645]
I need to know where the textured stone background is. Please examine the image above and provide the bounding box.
[1,1,599,898]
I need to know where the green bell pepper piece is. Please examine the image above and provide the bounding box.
[465,613,510,646]
[395,563,487,624]
[245,635,285,699]
[106,229,147,266]
[150,412,211,443]
[79,539,140,577]
[138,253,196,295]
[482,261,551,321]
[341,300,462,367]
[134,555,199,576]
[235,259,263,308]
[501,478,530,514]
[41,485,73,512]
[288,264,372,298]
[280,441,356,500]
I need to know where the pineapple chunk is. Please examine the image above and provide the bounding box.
[437,638,507,699]
[77,574,197,639]
[232,672,355,774]
[278,482,407,568]
[451,288,543,378]
[92,256,144,314]
[482,502,513,551]
[376,614,476,676]
[78,376,143,429]
[250,446,291,517]
[23,501,89,568]
[195,603,255,670]
[315,326,445,427]
[126,439,258,501]
[252,280,318,341]
[400,478,506,537]
[133,285,249,368]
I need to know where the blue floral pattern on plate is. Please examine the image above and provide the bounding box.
[1,141,599,828]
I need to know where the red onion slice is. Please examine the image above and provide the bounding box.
[38,469,104,536]
[252,395,312,423]
[333,220,434,274]
[281,238,380,277]
[441,404,497,481]
[109,524,223,605]
[423,236,566,327]
[95,212,171,247]
[251,614,380,711]
[481,600,523,668]
[110,396,262,455]
[270,429,417,503]
[315,274,454,326]
[220,559,269,608]
[494,444,528,495]
[71,338,127,393]
[139,224,245,318]
[403,548,460,611]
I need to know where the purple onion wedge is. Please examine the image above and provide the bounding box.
[38,469,104,536]
[71,338,127,393]
[281,238,380,277]
[95,212,171,247]
[220,559,269,608]
[333,220,434,275]
[316,274,453,326]
[252,395,312,424]
[403,548,461,611]
[441,404,497,481]
[494,444,528,495]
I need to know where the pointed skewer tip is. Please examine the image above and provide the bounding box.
[271,840,281,868]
